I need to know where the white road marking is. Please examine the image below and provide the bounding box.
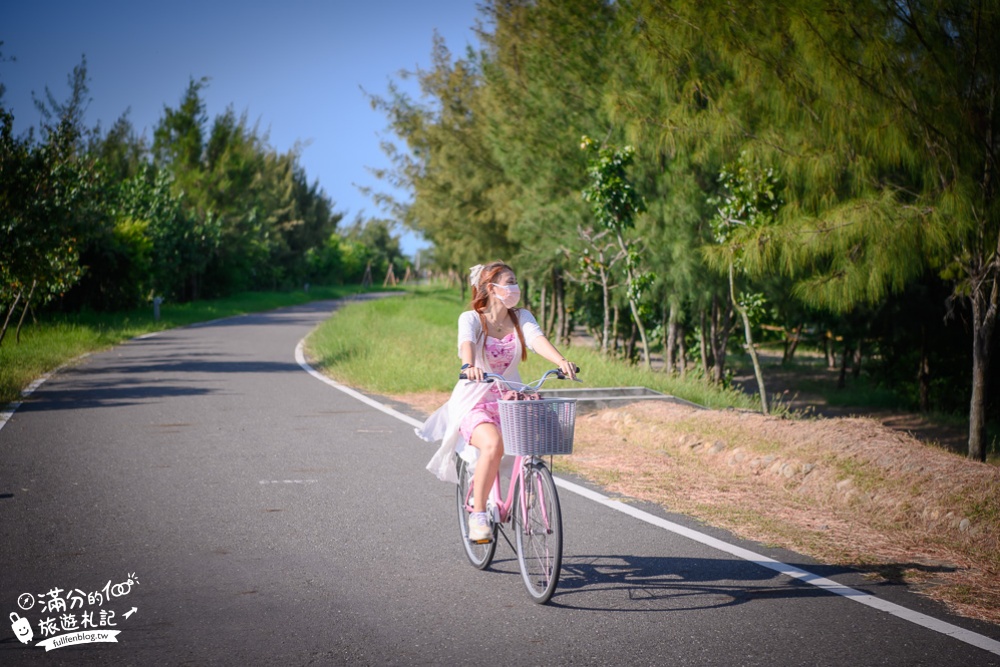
[297,333,1000,657]
[259,479,318,485]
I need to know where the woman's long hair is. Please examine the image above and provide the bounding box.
[470,261,527,362]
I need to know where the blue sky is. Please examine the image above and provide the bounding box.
[0,0,483,256]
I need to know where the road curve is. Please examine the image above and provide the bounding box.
[1,297,998,666]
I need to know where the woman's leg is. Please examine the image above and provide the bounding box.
[469,422,504,512]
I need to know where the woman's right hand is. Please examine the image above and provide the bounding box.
[461,365,485,382]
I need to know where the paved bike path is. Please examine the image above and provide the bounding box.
[1,298,998,665]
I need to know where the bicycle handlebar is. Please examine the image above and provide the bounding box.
[458,366,581,391]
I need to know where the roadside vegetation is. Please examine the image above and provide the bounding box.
[1,48,408,408]
[2,49,410,393]
[369,1,1000,462]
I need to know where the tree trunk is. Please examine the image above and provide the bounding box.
[660,304,667,357]
[699,309,711,378]
[546,267,562,341]
[614,230,651,370]
[612,306,620,356]
[0,288,24,347]
[782,323,803,365]
[628,299,653,371]
[918,325,931,413]
[562,299,572,346]
[549,266,560,339]
[678,322,687,378]
[539,284,548,335]
[852,338,863,379]
[555,282,563,344]
[601,266,611,355]
[709,295,732,384]
[665,303,678,374]
[837,338,851,390]
[729,264,769,414]
[565,316,571,347]
[968,273,998,461]
[550,267,570,346]
[625,320,638,364]
[968,329,991,461]
[15,280,38,345]
[626,296,649,368]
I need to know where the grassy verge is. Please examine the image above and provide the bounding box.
[306,286,759,410]
[0,284,371,406]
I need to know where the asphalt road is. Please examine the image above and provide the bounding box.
[1,297,999,666]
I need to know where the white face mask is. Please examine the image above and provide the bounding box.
[491,283,521,308]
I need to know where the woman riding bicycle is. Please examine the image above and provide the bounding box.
[418,261,577,542]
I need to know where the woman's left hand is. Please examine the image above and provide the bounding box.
[558,358,577,380]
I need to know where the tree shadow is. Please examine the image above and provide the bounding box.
[14,326,312,414]
[17,378,216,412]
[532,554,958,611]
[65,358,304,377]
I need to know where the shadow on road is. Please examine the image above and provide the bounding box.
[17,379,216,412]
[543,554,954,611]
[67,358,304,377]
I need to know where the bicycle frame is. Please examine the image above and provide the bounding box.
[456,368,576,602]
[458,369,572,528]
[460,453,548,529]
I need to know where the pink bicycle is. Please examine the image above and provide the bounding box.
[455,368,579,604]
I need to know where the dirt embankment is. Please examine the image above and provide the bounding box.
[397,391,1000,626]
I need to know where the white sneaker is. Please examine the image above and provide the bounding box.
[468,511,491,542]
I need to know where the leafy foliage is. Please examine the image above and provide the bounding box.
[581,138,645,233]
[2,57,400,347]
[367,0,999,457]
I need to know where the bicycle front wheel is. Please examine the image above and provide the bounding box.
[456,458,497,569]
[514,461,563,603]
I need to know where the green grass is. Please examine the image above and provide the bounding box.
[306,286,464,394]
[0,284,372,406]
[306,285,759,410]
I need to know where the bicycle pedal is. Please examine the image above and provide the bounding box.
[469,537,493,545]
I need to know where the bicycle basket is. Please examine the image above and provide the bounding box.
[498,398,576,456]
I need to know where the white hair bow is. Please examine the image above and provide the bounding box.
[468,264,484,287]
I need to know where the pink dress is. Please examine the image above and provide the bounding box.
[419,309,543,483]
[458,333,517,442]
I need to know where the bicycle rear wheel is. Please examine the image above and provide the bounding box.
[456,458,497,569]
[514,461,562,603]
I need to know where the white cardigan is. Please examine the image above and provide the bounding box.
[417,309,543,483]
